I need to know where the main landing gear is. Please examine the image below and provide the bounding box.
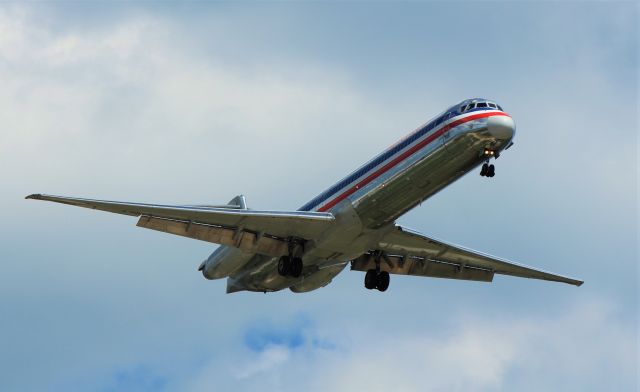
[480,163,495,177]
[364,269,390,292]
[278,240,304,278]
[278,256,303,278]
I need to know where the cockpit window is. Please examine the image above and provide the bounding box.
[477,102,488,108]
[488,103,496,108]
[467,103,475,110]
[497,105,503,111]
[460,105,467,112]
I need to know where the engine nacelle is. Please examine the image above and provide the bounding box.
[200,246,254,280]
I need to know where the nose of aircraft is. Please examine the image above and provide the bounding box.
[487,114,516,140]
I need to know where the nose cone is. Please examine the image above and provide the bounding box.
[487,115,515,140]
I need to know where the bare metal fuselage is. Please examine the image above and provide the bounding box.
[202,106,516,293]
[28,99,584,291]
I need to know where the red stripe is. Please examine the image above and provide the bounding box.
[317,111,510,212]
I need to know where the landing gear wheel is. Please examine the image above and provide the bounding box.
[376,271,390,292]
[277,256,291,276]
[290,257,303,278]
[487,164,495,177]
[480,163,489,177]
[364,269,377,289]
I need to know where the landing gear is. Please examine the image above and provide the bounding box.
[290,257,303,278]
[480,148,497,178]
[377,271,390,292]
[480,163,495,177]
[364,270,377,289]
[278,256,290,276]
[277,256,303,278]
[278,239,304,278]
[364,269,390,292]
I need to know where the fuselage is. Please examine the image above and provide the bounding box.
[203,98,516,293]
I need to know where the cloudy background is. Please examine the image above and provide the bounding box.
[0,2,637,391]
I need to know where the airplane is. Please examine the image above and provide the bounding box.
[27,98,583,293]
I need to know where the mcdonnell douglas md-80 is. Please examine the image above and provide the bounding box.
[27,98,583,293]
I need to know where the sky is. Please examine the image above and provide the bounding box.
[0,2,637,391]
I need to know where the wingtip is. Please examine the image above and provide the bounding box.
[25,193,42,200]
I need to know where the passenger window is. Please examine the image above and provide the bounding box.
[477,102,487,108]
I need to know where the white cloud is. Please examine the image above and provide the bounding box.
[0,5,388,210]
[234,346,291,380]
[179,297,636,392]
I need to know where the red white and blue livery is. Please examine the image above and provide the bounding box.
[27,98,583,293]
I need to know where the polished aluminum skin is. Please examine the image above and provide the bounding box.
[26,98,583,293]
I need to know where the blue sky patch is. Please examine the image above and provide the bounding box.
[243,315,313,352]
[103,365,168,392]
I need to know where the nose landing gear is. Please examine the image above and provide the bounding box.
[480,163,495,177]
[480,148,497,177]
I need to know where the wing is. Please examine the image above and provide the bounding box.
[26,194,334,257]
[351,225,583,286]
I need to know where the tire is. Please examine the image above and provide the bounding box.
[364,270,377,289]
[488,164,495,177]
[480,163,488,177]
[377,271,390,292]
[277,256,290,276]
[290,257,303,278]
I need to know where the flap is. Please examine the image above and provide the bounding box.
[373,225,583,286]
[351,252,494,282]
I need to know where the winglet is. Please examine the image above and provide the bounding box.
[26,194,42,200]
